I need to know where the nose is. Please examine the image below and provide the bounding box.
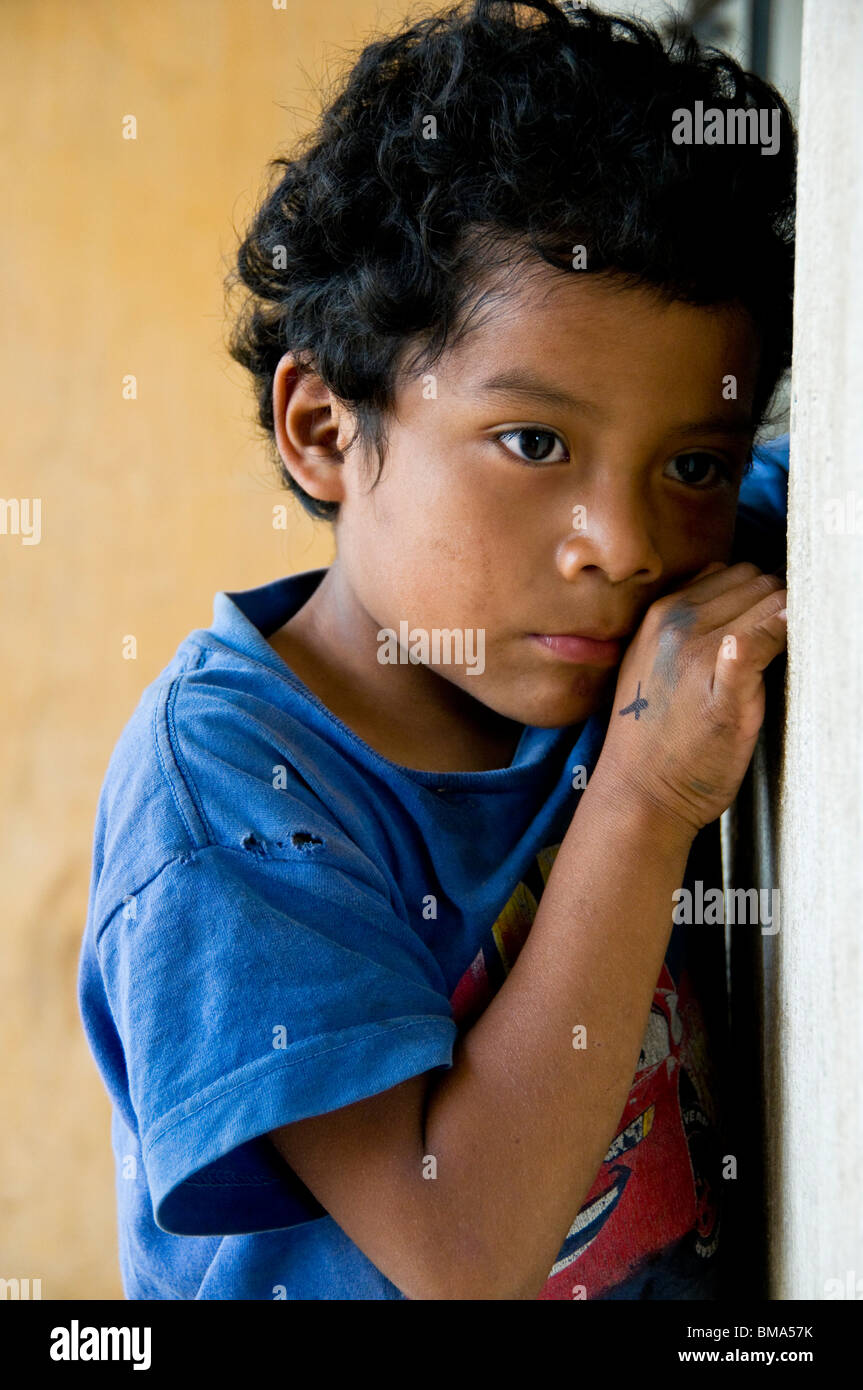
[556,488,663,585]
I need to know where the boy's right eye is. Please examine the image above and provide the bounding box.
[493,428,569,465]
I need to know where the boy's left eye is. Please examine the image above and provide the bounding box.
[493,434,735,486]
[494,428,568,464]
[665,452,733,488]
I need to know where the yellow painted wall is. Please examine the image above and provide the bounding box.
[0,0,432,1299]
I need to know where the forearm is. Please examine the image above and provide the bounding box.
[417,767,696,1299]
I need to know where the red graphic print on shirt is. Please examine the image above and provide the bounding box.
[449,843,722,1299]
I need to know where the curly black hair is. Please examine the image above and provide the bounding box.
[224,0,796,521]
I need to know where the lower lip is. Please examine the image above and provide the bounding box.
[530,633,623,665]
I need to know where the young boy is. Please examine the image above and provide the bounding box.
[77,0,794,1299]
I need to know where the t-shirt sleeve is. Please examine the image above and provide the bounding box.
[731,433,789,571]
[95,841,458,1237]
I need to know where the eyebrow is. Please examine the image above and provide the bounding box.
[476,370,607,420]
[474,369,754,437]
[670,414,754,438]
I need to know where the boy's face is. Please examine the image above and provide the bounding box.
[276,265,760,732]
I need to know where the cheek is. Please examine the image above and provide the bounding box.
[341,486,493,622]
[400,473,504,599]
[407,526,496,620]
[667,498,739,567]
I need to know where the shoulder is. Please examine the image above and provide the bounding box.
[731,433,789,570]
[737,433,789,522]
[89,635,391,944]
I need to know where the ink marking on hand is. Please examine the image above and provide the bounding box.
[618,681,648,719]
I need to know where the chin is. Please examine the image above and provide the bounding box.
[496,673,615,729]
[530,696,607,728]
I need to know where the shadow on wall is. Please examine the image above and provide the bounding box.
[721,644,787,1299]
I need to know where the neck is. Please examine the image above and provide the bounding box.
[268,562,524,773]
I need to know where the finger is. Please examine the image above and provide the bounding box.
[672,560,772,604]
[711,589,788,708]
[675,560,728,591]
[696,570,785,633]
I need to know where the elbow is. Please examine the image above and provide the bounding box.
[394,1237,543,1301]
[411,1271,542,1301]
[383,1162,545,1299]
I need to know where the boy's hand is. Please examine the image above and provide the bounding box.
[595,561,787,835]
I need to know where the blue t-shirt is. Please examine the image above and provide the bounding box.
[77,436,788,1300]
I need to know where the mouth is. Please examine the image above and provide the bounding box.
[528,630,632,665]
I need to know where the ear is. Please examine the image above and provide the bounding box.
[272,352,350,504]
